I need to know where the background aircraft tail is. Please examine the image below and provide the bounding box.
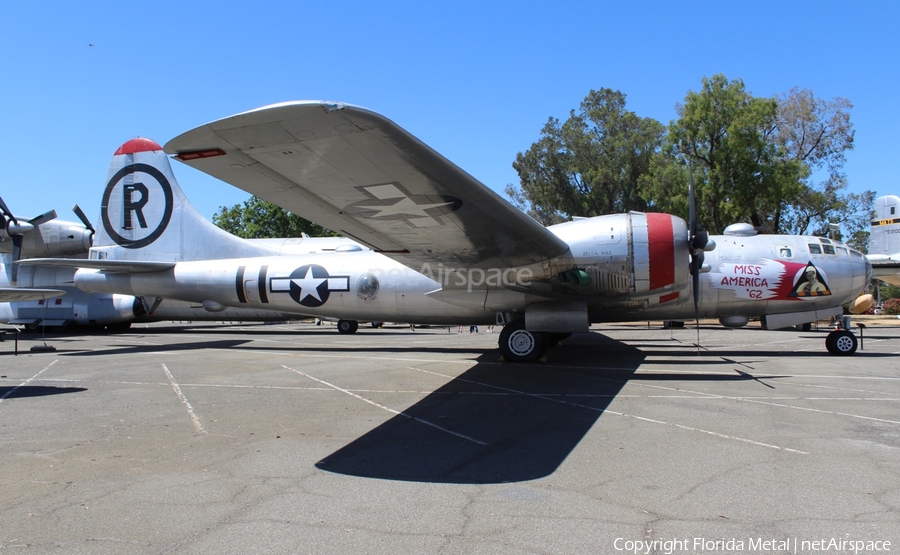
[869,194,900,258]
[91,138,276,262]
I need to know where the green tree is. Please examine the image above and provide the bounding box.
[508,88,665,223]
[655,74,805,234]
[212,196,336,238]
[511,78,869,241]
[645,79,869,237]
[878,282,900,301]
[773,87,873,241]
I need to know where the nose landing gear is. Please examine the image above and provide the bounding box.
[825,329,858,355]
[825,315,858,355]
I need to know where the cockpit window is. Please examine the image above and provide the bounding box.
[850,250,863,259]
[808,243,822,255]
[823,244,835,255]
[819,238,832,245]
[836,247,848,256]
[779,247,792,258]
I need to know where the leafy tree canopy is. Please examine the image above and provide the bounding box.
[212,196,336,238]
[510,75,874,242]
[508,88,665,225]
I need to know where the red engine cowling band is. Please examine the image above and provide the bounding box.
[632,212,689,297]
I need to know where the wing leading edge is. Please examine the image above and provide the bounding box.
[164,101,569,273]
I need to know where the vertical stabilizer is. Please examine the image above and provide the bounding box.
[92,138,276,262]
[869,195,900,257]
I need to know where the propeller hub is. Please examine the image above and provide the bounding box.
[7,221,34,235]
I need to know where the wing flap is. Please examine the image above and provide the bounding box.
[165,101,569,271]
[0,288,66,302]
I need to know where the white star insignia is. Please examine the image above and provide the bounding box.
[291,266,326,302]
[357,196,453,219]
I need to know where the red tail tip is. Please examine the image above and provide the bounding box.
[114,138,163,155]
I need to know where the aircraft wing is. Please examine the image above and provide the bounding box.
[869,255,900,286]
[164,101,570,272]
[0,287,65,302]
[16,259,175,274]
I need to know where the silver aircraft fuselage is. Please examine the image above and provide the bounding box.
[73,212,871,327]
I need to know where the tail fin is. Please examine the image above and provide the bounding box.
[869,194,900,258]
[92,138,274,262]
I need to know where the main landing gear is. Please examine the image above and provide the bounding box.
[498,321,549,362]
[337,319,359,334]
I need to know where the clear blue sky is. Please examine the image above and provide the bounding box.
[1,1,897,227]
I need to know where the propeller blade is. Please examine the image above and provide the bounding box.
[0,195,16,224]
[688,165,697,241]
[28,209,57,227]
[688,164,701,352]
[73,204,96,234]
[11,235,22,282]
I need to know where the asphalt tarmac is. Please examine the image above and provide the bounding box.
[1,320,898,554]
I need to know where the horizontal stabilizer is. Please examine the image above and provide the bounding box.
[869,257,900,286]
[16,258,175,274]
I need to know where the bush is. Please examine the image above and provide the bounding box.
[882,298,900,315]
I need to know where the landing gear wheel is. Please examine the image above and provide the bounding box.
[337,319,359,334]
[105,321,133,333]
[499,321,548,362]
[826,330,857,355]
[548,332,572,345]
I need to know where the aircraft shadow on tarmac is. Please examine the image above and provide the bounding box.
[59,339,252,357]
[314,333,775,484]
[0,386,87,398]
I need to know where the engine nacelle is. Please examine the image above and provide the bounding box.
[548,212,690,298]
[72,293,141,326]
[1,220,93,257]
[34,224,93,257]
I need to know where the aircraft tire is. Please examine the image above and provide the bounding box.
[548,332,572,345]
[825,330,857,355]
[499,321,548,362]
[105,321,133,333]
[337,319,359,334]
